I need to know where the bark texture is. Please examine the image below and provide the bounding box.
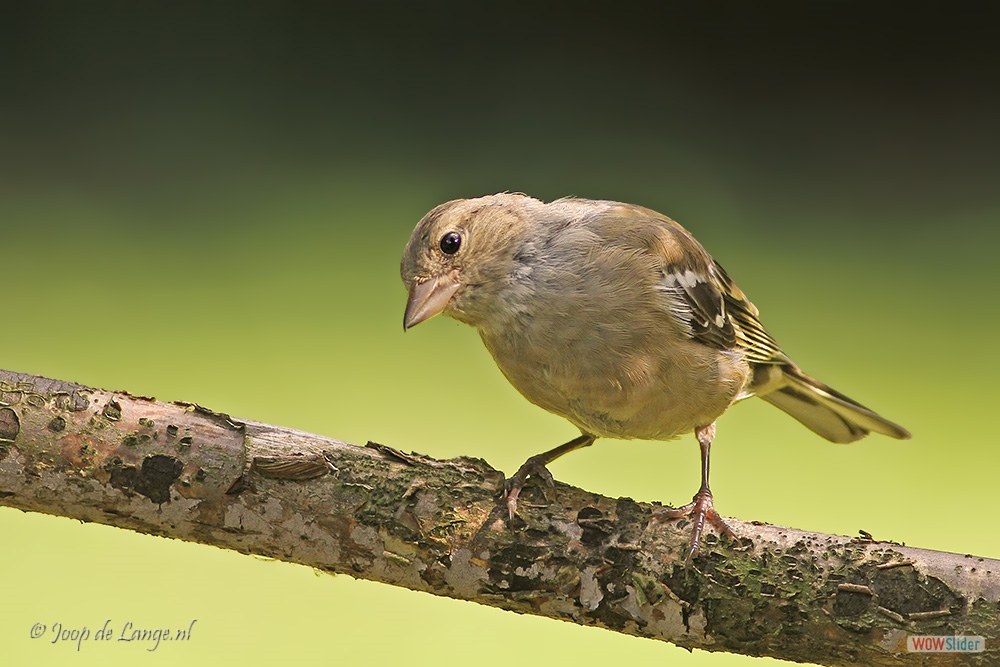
[1,368,998,665]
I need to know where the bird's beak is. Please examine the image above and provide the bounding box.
[403,273,461,330]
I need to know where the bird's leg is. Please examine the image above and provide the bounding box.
[654,423,735,563]
[505,433,596,519]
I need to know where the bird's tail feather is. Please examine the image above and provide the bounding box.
[760,366,911,444]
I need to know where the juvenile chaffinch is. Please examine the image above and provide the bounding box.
[400,193,910,560]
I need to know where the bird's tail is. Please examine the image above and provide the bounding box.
[760,365,911,443]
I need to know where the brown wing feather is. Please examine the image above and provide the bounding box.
[647,218,785,364]
[710,261,787,365]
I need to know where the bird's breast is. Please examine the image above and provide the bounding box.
[477,288,751,440]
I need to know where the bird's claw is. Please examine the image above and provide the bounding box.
[504,454,556,519]
[654,488,735,564]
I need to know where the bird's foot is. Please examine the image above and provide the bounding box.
[503,454,556,519]
[654,488,735,564]
[502,434,596,520]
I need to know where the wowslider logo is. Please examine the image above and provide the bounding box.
[907,635,985,653]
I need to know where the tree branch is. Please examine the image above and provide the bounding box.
[1,368,996,665]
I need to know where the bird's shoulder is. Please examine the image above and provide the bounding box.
[559,201,787,365]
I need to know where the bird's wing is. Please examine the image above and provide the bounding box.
[708,261,786,365]
[645,217,786,365]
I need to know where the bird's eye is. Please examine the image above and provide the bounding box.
[439,231,462,255]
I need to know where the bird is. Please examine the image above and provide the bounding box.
[400,193,910,561]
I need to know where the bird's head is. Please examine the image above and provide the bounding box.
[400,193,534,330]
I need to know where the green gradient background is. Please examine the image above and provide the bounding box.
[2,5,998,665]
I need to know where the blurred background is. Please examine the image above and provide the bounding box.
[2,3,998,665]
